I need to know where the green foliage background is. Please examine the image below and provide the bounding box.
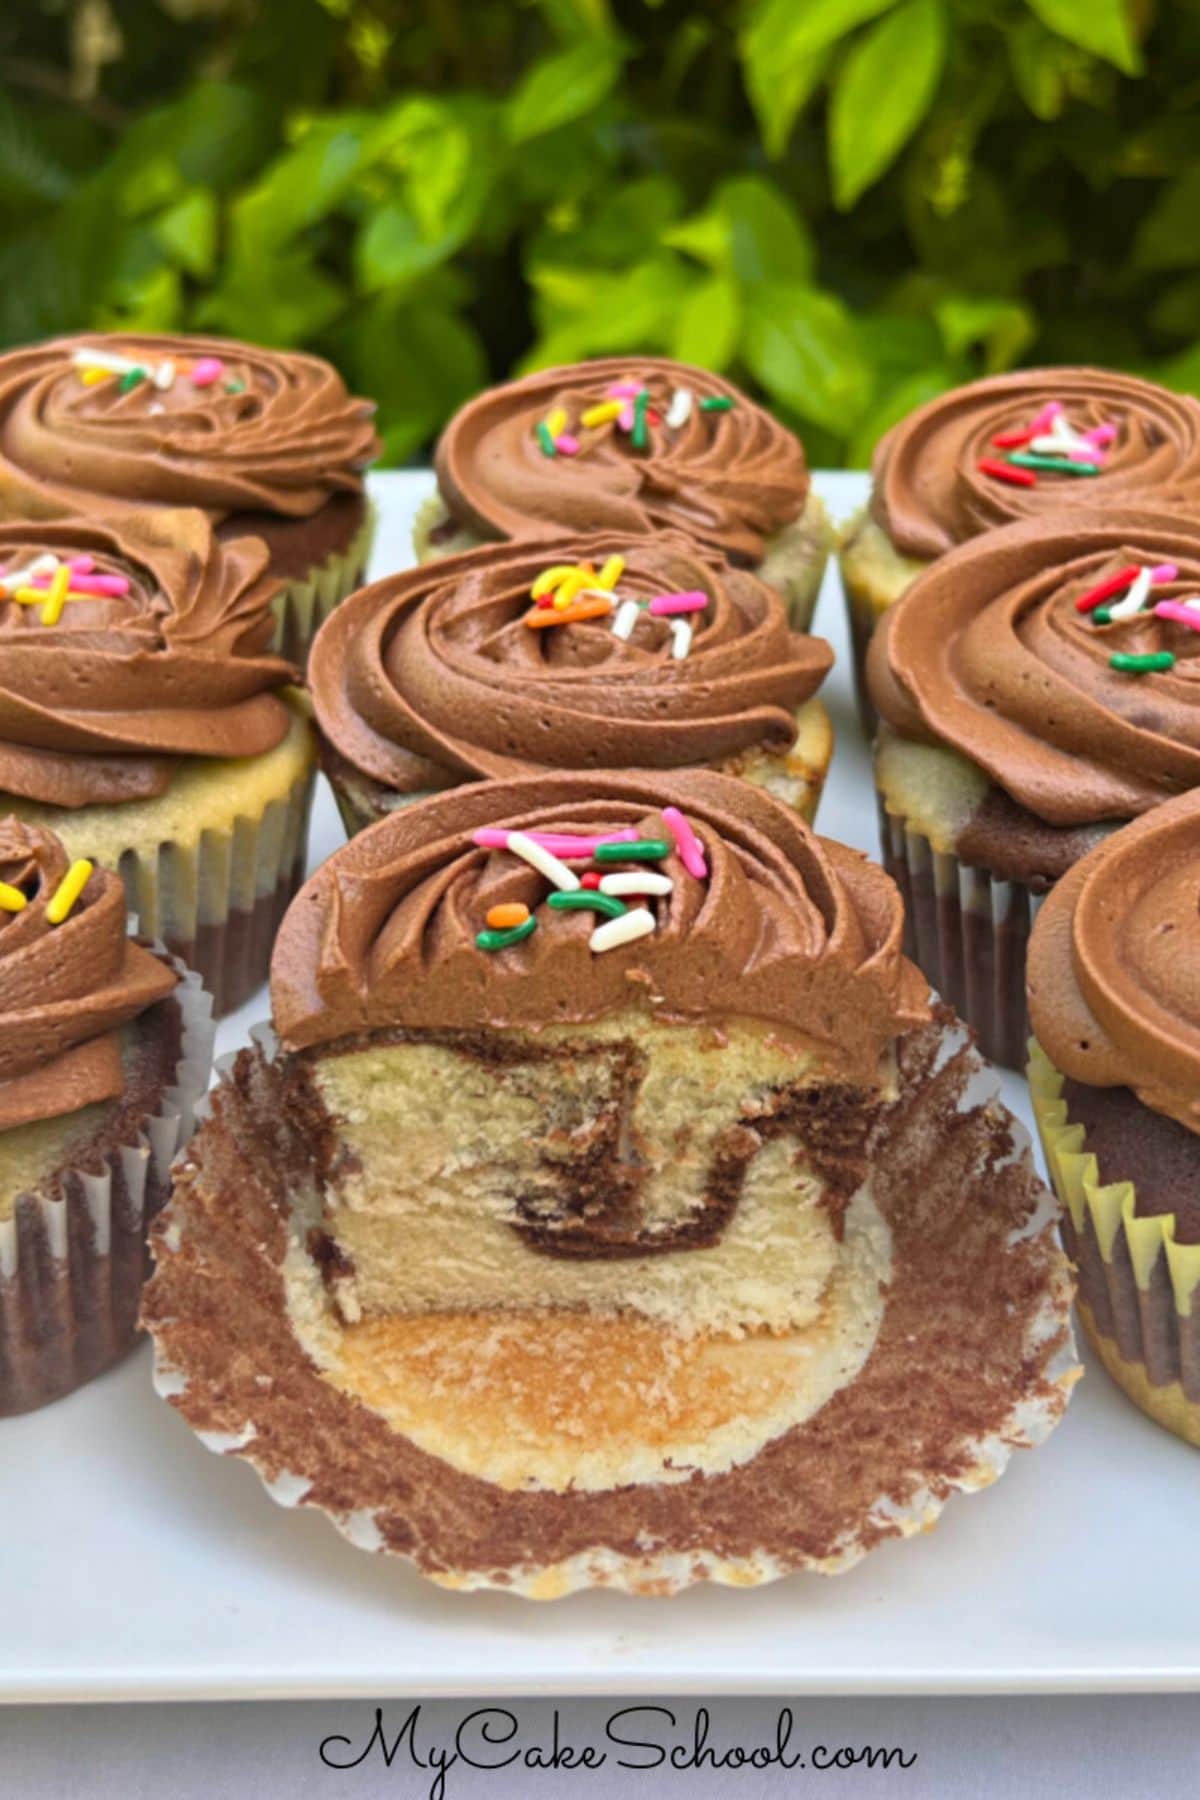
[2,0,1196,465]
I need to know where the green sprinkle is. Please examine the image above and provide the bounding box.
[1109,651,1175,674]
[535,421,557,457]
[700,395,733,412]
[594,838,671,863]
[476,917,537,952]
[224,378,246,395]
[1007,451,1098,476]
[548,890,628,920]
[118,366,146,393]
[1092,606,1113,624]
[630,389,650,451]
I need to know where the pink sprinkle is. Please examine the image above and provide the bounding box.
[69,555,95,574]
[555,434,580,456]
[33,571,129,596]
[606,383,641,399]
[648,591,708,617]
[1028,401,1063,433]
[1085,423,1117,447]
[1152,563,1178,585]
[189,357,225,388]
[661,806,707,880]
[617,404,635,431]
[1153,601,1200,631]
[472,827,640,857]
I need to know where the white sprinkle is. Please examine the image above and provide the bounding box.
[670,619,692,661]
[665,386,693,429]
[611,598,641,641]
[599,871,673,897]
[70,346,140,375]
[1109,566,1153,620]
[148,401,165,416]
[505,830,580,892]
[1,553,58,589]
[153,358,176,391]
[1028,434,1100,461]
[589,907,655,954]
[29,553,59,578]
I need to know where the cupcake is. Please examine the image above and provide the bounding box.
[415,358,833,629]
[0,818,212,1414]
[868,510,1200,1068]
[0,511,316,1015]
[1028,789,1200,1449]
[0,333,379,661]
[311,531,834,838]
[842,369,1200,724]
[144,772,1075,1595]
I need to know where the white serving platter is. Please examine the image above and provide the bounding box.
[2,470,1196,1704]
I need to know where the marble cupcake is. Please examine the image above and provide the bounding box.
[0,818,212,1414]
[415,358,833,629]
[311,531,834,836]
[868,510,1200,1068]
[1028,790,1200,1449]
[0,333,379,660]
[842,369,1200,723]
[144,771,1075,1596]
[0,511,316,1015]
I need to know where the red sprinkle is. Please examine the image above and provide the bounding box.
[977,457,1037,488]
[536,593,555,609]
[1074,564,1140,614]
[581,871,602,889]
[991,428,1036,449]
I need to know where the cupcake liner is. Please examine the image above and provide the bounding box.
[269,504,377,665]
[878,798,1042,1070]
[837,509,927,736]
[0,950,214,1416]
[144,1009,1075,1598]
[1029,1044,1200,1447]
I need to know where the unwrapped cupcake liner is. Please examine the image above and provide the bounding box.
[0,950,214,1417]
[1029,1043,1200,1448]
[878,798,1043,1070]
[269,504,377,665]
[144,1009,1076,1598]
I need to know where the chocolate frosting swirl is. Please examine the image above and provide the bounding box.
[435,358,809,563]
[871,368,1200,561]
[271,771,930,1080]
[0,333,378,523]
[0,511,297,808]
[1028,788,1200,1134]
[0,818,178,1131]
[310,533,832,788]
[867,511,1200,826]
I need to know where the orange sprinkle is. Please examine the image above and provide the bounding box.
[486,902,530,930]
[524,597,613,629]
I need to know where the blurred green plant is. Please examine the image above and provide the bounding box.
[0,0,1193,464]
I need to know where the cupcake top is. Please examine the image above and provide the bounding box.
[0,817,177,1131]
[0,333,378,524]
[0,511,297,808]
[1027,788,1200,1134]
[271,770,930,1079]
[870,368,1200,561]
[434,357,810,564]
[867,511,1200,827]
[310,533,832,789]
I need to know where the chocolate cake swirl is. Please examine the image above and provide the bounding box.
[871,368,1200,561]
[310,533,832,788]
[271,771,930,1079]
[868,511,1200,826]
[0,818,177,1131]
[0,333,378,523]
[0,511,297,808]
[1028,788,1200,1135]
[434,358,810,564]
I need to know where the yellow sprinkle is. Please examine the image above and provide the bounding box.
[80,367,110,386]
[552,569,590,609]
[544,407,568,439]
[0,881,27,913]
[595,555,625,590]
[581,400,623,428]
[39,564,71,626]
[46,859,93,926]
[10,587,44,606]
[531,563,580,599]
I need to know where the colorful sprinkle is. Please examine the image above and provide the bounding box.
[476,917,537,952]
[79,367,110,387]
[555,433,580,456]
[548,890,628,920]
[1085,423,1117,447]
[648,591,707,617]
[39,564,71,625]
[545,408,568,440]
[599,871,673,897]
[118,366,147,394]
[1153,600,1200,632]
[611,598,640,641]
[524,596,613,628]
[472,828,638,857]
[34,571,129,598]
[595,555,624,590]
[535,422,556,457]
[666,387,693,429]
[1028,435,1102,462]
[670,619,692,661]
[1110,651,1176,674]
[189,357,225,388]
[485,902,530,930]
[606,382,641,399]
[531,564,580,599]
[1074,565,1140,613]
[505,831,581,892]
[589,908,655,954]
[1028,401,1063,432]
[1107,566,1154,621]
[978,457,1037,488]
[224,379,246,395]
[581,871,603,890]
[581,400,624,428]
[45,859,93,925]
[661,805,708,879]
[700,396,733,412]
[594,838,670,864]
[153,359,177,392]
[1007,451,1098,476]
[991,427,1036,449]
[0,881,27,913]
[630,389,650,451]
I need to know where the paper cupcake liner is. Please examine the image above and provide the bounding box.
[0,951,214,1417]
[143,1008,1076,1597]
[1029,1043,1200,1448]
[878,798,1042,1070]
[269,504,377,665]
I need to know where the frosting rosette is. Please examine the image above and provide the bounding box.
[0,333,378,523]
[434,358,810,564]
[0,817,178,1130]
[1028,788,1200,1134]
[311,532,832,789]
[271,770,930,1075]
[0,511,297,808]
[871,368,1200,561]
[868,511,1200,826]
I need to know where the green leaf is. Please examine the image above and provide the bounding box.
[934,296,1035,371]
[355,203,452,290]
[1023,0,1141,75]
[742,282,872,434]
[673,275,741,368]
[829,0,946,209]
[741,0,897,156]
[846,366,954,468]
[742,0,899,66]
[331,293,487,465]
[230,117,371,260]
[525,254,693,363]
[198,249,346,345]
[1008,18,1070,119]
[504,41,625,143]
[667,176,814,285]
[1133,169,1200,272]
[154,189,218,279]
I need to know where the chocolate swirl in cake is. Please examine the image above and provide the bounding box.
[868,511,1200,826]
[310,533,832,788]
[871,369,1200,561]
[0,512,297,808]
[0,333,378,522]
[434,358,810,564]
[0,818,177,1130]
